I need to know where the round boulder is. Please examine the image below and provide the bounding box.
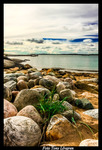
[4,116,41,146]
[4,99,18,118]
[17,80,28,91]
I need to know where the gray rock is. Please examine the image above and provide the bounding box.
[83,109,98,119]
[4,73,25,78]
[4,59,15,68]
[28,72,43,80]
[4,116,41,146]
[28,79,35,88]
[56,82,66,93]
[34,88,50,98]
[14,89,42,111]
[4,80,17,91]
[62,101,73,110]
[74,98,94,109]
[59,89,74,103]
[62,110,81,122]
[4,77,17,83]
[4,85,12,101]
[39,78,55,90]
[44,75,61,85]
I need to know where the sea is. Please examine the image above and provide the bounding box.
[9,54,98,71]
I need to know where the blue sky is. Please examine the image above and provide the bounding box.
[4,4,98,54]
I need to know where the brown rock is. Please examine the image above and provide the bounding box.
[4,99,18,118]
[17,76,28,82]
[79,139,98,146]
[46,114,74,141]
[17,80,28,91]
[17,105,43,126]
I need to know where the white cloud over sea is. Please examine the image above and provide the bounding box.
[4,4,98,54]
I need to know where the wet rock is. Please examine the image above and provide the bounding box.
[74,98,94,109]
[17,80,28,91]
[83,109,98,119]
[13,89,42,111]
[4,80,17,91]
[4,85,12,101]
[4,116,41,146]
[79,139,98,146]
[46,114,74,141]
[59,89,74,103]
[17,76,28,82]
[17,105,43,126]
[4,99,18,118]
[39,78,55,90]
[62,110,81,122]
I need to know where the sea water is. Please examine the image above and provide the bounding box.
[9,54,98,71]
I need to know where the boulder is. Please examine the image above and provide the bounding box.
[62,110,81,122]
[44,75,61,85]
[4,76,17,83]
[4,80,17,91]
[17,76,28,82]
[4,99,18,118]
[4,59,15,68]
[74,98,94,109]
[62,101,73,110]
[46,114,74,141]
[39,78,55,90]
[17,80,28,91]
[75,81,98,94]
[83,109,98,119]
[53,93,60,101]
[59,89,74,103]
[4,116,41,146]
[56,82,66,93]
[13,89,42,111]
[79,139,98,146]
[27,72,43,80]
[4,85,12,101]
[28,79,35,88]
[17,105,43,126]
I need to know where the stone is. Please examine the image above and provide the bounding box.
[74,98,94,109]
[34,77,42,85]
[79,139,98,146]
[17,105,43,126]
[17,80,28,91]
[62,110,81,122]
[39,78,55,90]
[4,116,41,146]
[34,88,50,98]
[53,94,60,101]
[83,109,98,119]
[4,76,17,83]
[4,85,12,101]
[4,99,18,118]
[28,67,38,73]
[23,64,32,69]
[4,59,15,68]
[64,77,74,87]
[79,78,98,83]
[27,72,43,80]
[59,89,74,103]
[28,79,35,88]
[62,101,73,110]
[75,81,98,94]
[46,114,74,141]
[17,76,28,82]
[44,75,61,85]
[56,82,66,93]
[13,89,42,111]
[4,80,17,91]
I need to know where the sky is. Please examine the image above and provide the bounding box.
[4,4,98,54]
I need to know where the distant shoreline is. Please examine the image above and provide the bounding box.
[4,53,98,56]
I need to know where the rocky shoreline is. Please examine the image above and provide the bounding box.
[4,57,98,147]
